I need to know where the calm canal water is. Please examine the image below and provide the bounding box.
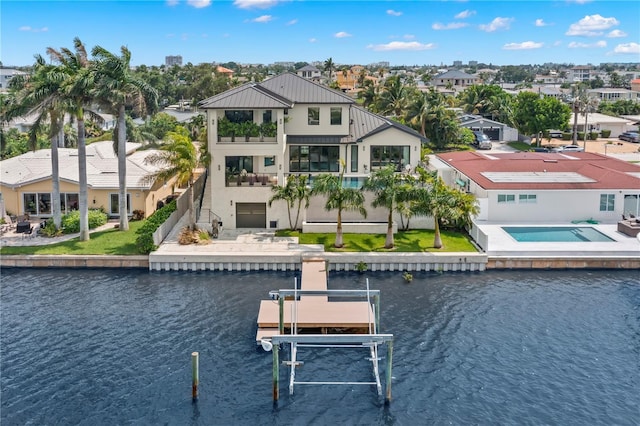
[1,268,638,425]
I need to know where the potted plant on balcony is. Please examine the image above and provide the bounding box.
[239,121,260,142]
[217,117,236,142]
[259,121,277,141]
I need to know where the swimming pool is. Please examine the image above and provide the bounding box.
[502,226,615,242]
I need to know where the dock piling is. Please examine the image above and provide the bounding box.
[192,351,199,400]
[273,343,280,401]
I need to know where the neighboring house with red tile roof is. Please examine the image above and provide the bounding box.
[630,78,640,93]
[216,66,234,77]
[431,151,640,222]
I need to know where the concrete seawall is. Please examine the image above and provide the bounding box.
[2,253,639,270]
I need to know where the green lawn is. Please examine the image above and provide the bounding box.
[276,229,477,252]
[0,220,145,256]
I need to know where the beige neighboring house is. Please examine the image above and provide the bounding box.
[0,141,178,220]
[587,88,640,102]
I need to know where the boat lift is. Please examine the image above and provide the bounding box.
[260,280,394,403]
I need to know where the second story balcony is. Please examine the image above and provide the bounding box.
[225,172,278,187]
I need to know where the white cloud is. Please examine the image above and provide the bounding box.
[334,31,352,38]
[309,38,317,43]
[568,40,607,48]
[252,15,273,23]
[187,0,211,8]
[367,41,436,52]
[234,0,281,9]
[166,0,179,6]
[286,19,298,26]
[566,14,619,36]
[432,22,468,30]
[455,10,475,19]
[535,19,550,27]
[503,41,543,50]
[553,40,562,46]
[18,26,48,32]
[479,17,514,32]
[387,9,402,17]
[607,29,627,38]
[404,34,415,40]
[613,42,640,54]
[567,0,592,4]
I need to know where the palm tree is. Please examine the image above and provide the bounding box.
[378,75,409,118]
[92,44,158,231]
[5,55,68,228]
[311,162,367,248]
[406,169,478,249]
[47,38,101,241]
[323,57,334,82]
[144,132,209,230]
[268,174,310,231]
[362,166,408,248]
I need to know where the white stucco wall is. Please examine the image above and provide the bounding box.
[285,104,350,135]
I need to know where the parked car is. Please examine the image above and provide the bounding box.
[472,131,492,150]
[619,131,640,143]
[547,130,564,139]
[552,144,584,152]
[531,147,551,153]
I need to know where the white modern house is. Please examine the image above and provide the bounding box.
[198,73,426,230]
[430,151,640,223]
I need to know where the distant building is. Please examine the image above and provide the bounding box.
[453,60,463,68]
[569,66,593,82]
[430,70,478,89]
[0,68,27,91]
[165,55,183,67]
[296,65,322,80]
[469,60,478,67]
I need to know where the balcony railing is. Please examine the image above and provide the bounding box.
[225,173,278,187]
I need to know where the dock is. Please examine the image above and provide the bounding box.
[256,258,374,341]
[255,257,394,403]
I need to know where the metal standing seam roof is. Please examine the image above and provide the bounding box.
[348,105,427,143]
[259,73,355,104]
[198,83,292,109]
[0,141,165,190]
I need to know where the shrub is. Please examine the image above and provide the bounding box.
[60,209,108,234]
[601,129,611,138]
[562,133,572,140]
[135,200,177,254]
[577,132,585,140]
[40,219,62,237]
[132,210,145,221]
[589,132,599,140]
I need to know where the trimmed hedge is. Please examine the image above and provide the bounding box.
[601,129,611,138]
[61,209,108,234]
[135,200,177,254]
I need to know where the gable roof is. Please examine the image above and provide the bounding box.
[199,72,354,109]
[0,141,164,190]
[349,105,427,143]
[436,151,640,191]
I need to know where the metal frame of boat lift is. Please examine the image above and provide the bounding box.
[262,279,395,403]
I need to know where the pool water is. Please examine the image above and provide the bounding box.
[502,226,615,242]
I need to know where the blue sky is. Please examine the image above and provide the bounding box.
[2,0,639,67]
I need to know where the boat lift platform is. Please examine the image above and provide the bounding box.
[256,258,394,403]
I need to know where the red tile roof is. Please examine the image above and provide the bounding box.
[436,151,640,190]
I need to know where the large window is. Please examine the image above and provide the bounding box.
[350,145,358,173]
[110,193,131,216]
[370,146,409,171]
[519,194,537,204]
[226,156,254,173]
[22,192,54,215]
[225,110,253,123]
[599,194,615,211]
[308,107,320,125]
[497,194,516,204]
[289,145,339,172]
[62,193,79,213]
[262,110,272,123]
[330,107,342,125]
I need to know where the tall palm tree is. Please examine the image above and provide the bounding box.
[362,166,408,248]
[144,132,209,230]
[378,76,409,118]
[47,37,100,241]
[311,162,367,248]
[323,57,334,82]
[92,44,158,231]
[268,174,310,231]
[5,55,68,228]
